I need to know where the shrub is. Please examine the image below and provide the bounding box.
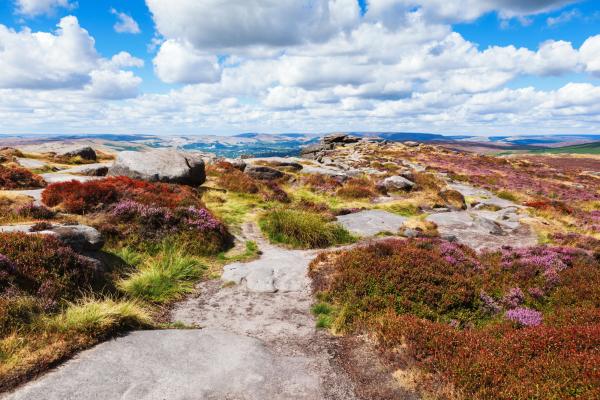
[261,181,290,203]
[106,200,232,256]
[118,243,205,303]
[310,239,600,399]
[0,165,45,190]
[0,233,100,310]
[336,177,378,199]
[14,203,55,220]
[302,174,342,193]
[259,209,354,249]
[42,176,201,214]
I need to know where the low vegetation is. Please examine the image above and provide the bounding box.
[0,165,45,190]
[310,238,600,399]
[260,208,354,248]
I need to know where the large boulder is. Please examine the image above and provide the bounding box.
[60,146,97,161]
[322,133,361,144]
[244,165,284,180]
[378,176,415,192]
[109,149,206,186]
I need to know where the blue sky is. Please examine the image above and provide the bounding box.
[0,0,599,135]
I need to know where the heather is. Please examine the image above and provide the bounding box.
[0,165,46,190]
[310,238,600,398]
[42,176,201,214]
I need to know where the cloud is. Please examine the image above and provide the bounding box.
[153,40,221,84]
[547,8,581,26]
[579,35,600,77]
[15,0,75,17]
[0,16,142,99]
[146,0,359,50]
[110,8,141,34]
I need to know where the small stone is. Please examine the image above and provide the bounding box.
[244,165,284,180]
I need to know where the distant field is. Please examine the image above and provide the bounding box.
[528,141,600,154]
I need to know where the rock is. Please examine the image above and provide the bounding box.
[299,143,334,159]
[336,210,407,237]
[230,159,247,172]
[59,146,97,161]
[0,147,24,159]
[378,176,415,192]
[108,149,206,186]
[438,189,467,210]
[403,141,420,147]
[0,223,104,251]
[61,163,109,176]
[244,165,284,180]
[16,158,47,169]
[322,133,361,144]
[267,161,303,171]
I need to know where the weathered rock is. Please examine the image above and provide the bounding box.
[61,163,109,176]
[267,161,303,171]
[59,146,97,161]
[244,165,284,180]
[0,147,24,159]
[438,188,467,210]
[0,223,104,251]
[322,133,361,144]
[299,143,334,159]
[403,141,420,147]
[16,158,47,169]
[336,210,407,237]
[378,176,415,192]
[230,158,247,171]
[108,149,206,186]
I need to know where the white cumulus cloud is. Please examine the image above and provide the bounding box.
[110,8,141,34]
[15,0,75,17]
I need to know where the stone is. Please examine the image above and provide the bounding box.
[108,149,206,186]
[230,158,247,171]
[403,141,420,147]
[322,133,361,144]
[438,188,467,210]
[336,210,407,237]
[299,143,334,159]
[59,146,97,161]
[61,163,109,176]
[0,223,104,251]
[267,161,303,171]
[244,165,284,180]
[378,176,415,192]
[16,158,47,169]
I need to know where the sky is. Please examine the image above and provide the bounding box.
[0,0,599,136]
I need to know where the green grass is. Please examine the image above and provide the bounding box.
[259,209,355,249]
[118,242,206,303]
[217,240,260,263]
[48,297,151,333]
[496,190,519,202]
[312,302,334,329]
[527,141,600,155]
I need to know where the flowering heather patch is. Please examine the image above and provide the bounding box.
[550,232,600,253]
[505,307,542,327]
[311,238,600,398]
[208,162,259,194]
[302,173,343,193]
[0,165,46,190]
[261,181,290,203]
[0,233,99,310]
[107,200,231,256]
[42,176,201,214]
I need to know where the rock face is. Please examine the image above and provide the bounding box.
[0,224,104,251]
[108,149,206,186]
[438,188,467,210]
[60,147,97,161]
[378,176,415,192]
[300,134,361,160]
[244,165,284,180]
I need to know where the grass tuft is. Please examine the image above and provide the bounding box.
[259,209,354,249]
[118,242,205,303]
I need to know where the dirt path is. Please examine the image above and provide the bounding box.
[3,223,360,400]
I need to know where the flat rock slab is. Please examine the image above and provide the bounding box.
[0,189,43,204]
[427,209,537,251]
[337,210,407,237]
[16,158,46,169]
[3,329,321,400]
[448,182,520,209]
[41,173,102,184]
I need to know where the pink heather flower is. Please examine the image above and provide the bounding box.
[505,307,543,327]
[503,287,525,309]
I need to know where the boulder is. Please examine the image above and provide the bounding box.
[378,176,415,192]
[108,149,206,186]
[230,159,247,172]
[299,143,334,159]
[403,141,420,147]
[244,165,284,180]
[438,189,467,210]
[61,163,109,176]
[322,133,361,144]
[0,223,104,252]
[60,147,97,161]
[267,161,303,171]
